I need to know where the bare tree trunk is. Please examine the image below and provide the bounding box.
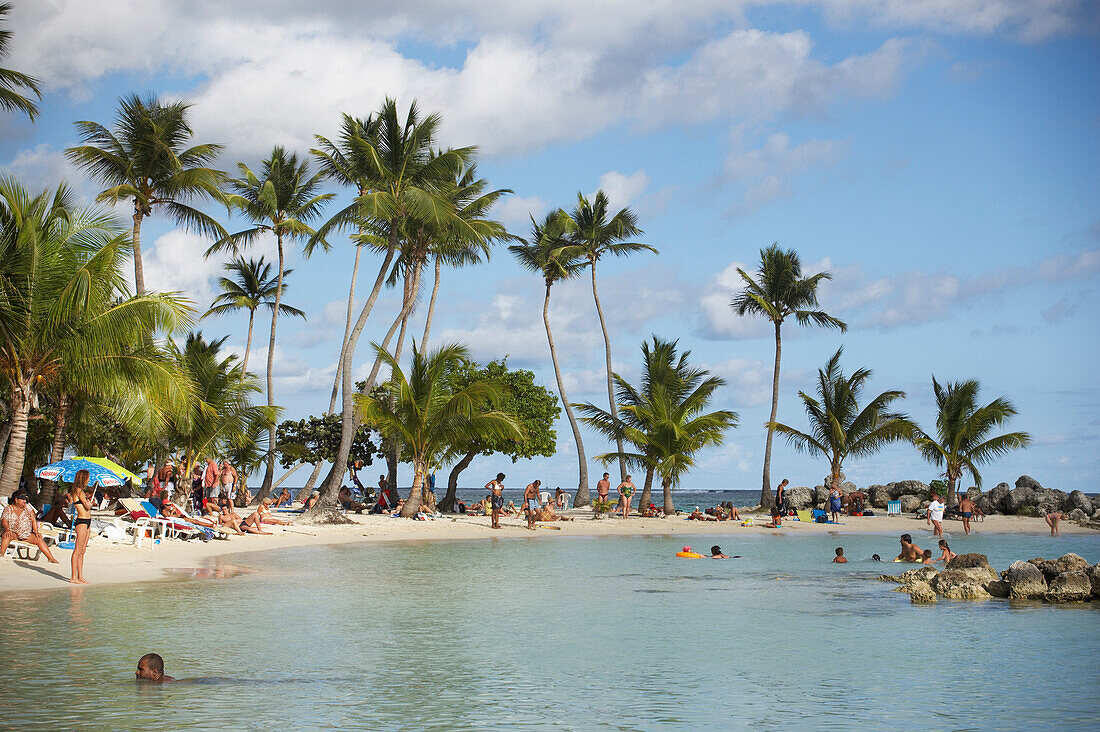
[387,265,419,499]
[0,389,31,498]
[241,310,255,373]
[637,465,654,512]
[328,242,364,413]
[44,392,70,504]
[760,320,782,510]
[318,224,399,500]
[298,461,325,497]
[257,233,284,502]
[589,263,627,482]
[440,449,476,513]
[131,209,146,295]
[662,477,674,516]
[543,283,589,507]
[420,256,442,351]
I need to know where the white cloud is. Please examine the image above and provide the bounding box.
[723,132,849,214]
[595,170,649,210]
[494,194,549,231]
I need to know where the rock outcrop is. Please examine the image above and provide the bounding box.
[1003,560,1046,599]
[898,494,922,513]
[1029,553,1090,583]
[887,480,928,500]
[977,482,1010,514]
[1046,571,1092,602]
[1065,490,1094,517]
[886,553,1097,604]
[867,484,890,509]
[1015,475,1043,491]
[785,486,815,510]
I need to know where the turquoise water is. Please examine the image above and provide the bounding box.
[1,531,1098,730]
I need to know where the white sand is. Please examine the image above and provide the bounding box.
[1,509,1091,594]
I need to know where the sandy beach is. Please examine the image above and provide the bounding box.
[2,509,1091,594]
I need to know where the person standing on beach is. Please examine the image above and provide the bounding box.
[774,479,788,515]
[617,476,636,518]
[957,494,976,535]
[828,483,842,523]
[155,460,175,501]
[487,473,505,529]
[927,493,945,538]
[523,479,540,530]
[596,473,610,503]
[67,469,93,584]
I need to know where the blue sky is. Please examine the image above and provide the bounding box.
[3,1,1098,493]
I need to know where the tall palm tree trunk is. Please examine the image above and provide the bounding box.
[420,256,442,351]
[760,321,782,509]
[0,421,12,465]
[131,208,146,295]
[241,310,255,372]
[543,283,589,506]
[45,392,70,503]
[328,242,364,412]
[661,477,674,516]
[399,460,426,517]
[318,225,400,501]
[0,388,31,498]
[258,234,284,501]
[440,448,476,513]
[637,465,654,513]
[386,265,420,499]
[590,264,626,482]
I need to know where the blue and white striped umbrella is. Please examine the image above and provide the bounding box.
[35,458,126,487]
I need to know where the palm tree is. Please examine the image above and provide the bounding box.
[567,190,656,482]
[208,147,331,498]
[0,175,192,497]
[355,342,520,518]
[770,348,914,492]
[202,256,305,373]
[315,99,472,501]
[65,93,227,294]
[0,2,40,120]
[731,244,846,509]
[510,212,592,506]
[578,337,738,515]
[913,378,1031,506]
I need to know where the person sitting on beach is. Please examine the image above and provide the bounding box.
[38,495,74,529]
[160,499,217,529]
[136,653,174,683]
[272,488,293,508]
[1,491,60,563]
[257,498,293,525]
[709,545,729,558]
[896,534,923,562]
[338,486,369,513]
[763,506,782,529]
[936,540,956,564]
[215,496,245,534]
[302,491,320,510]
[920,549,935,565]
[455,499,468,514]
[537,503,574,522]
[388,498,406,516]
[642,502,661,518]
[239,509,273,534]
[555,487,567,509]
[833,547,848,563]
[687,507,716,521]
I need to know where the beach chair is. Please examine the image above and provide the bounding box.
[2,540,43,561]
[887,501,901,515]
[539,491,552,505]
[796,510,813,523]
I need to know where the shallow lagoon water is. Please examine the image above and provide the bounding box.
[1,530,1098,730]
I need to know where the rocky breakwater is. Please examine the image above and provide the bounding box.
[881,552,1100,604]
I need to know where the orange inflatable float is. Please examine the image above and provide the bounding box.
[676,545,703,558]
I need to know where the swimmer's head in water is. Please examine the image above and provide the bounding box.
[939,540,949,548]
[922,549,933,558]
[900,533,912,544]
[137,653,164,681]
[871,554,882,561]
[711,545,722,555]
[835,547,844,556]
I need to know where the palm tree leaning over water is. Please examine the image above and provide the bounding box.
[578,337,738,515]
[356,343,521,518]
[510,212,593,506]
[770,348,913,494]
[913,377,1030,506]
[207,147,331,501]
[66,93,227,294]
[0,2,41,120]
[567,190,656,484]
[731,244,845,509]
[202,256,306,373]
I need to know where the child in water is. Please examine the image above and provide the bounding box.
[832,547,847,563]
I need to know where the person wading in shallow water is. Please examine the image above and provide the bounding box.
[487,472,505,529]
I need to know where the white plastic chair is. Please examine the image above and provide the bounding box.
[539,491,552,505]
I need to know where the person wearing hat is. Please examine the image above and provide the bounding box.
[676,545,703,558]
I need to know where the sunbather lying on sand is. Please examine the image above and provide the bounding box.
[239,510,272,534]
[537,504,574,522]
[688,508,717,521]
[258,499,293,525]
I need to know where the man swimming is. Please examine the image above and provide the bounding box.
[136,653,174,683]
[896,533,924,562]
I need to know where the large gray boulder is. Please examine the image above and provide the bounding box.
[1004,560,1047,599]
[1065,490,1094,517]
[888,480,928,500]
[1031,488,1067,515]
[965,486,982,502]
[1067,508,1088,523]
[1004,486,1033,514]
[898,494,922,513]
[1046,571,1092,602]
[946,553,995,573]
[1029,553,1091,583]
[1015,475,1043,491]
[785,486,815,510]
[1087,564,1100,597]
[868,484,890,509]
[905,582,937,603]
[931,567,996,599]
[840,481,857,494]
[978,482,1010,514]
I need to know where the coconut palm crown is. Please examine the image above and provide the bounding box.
[0,2,41,120]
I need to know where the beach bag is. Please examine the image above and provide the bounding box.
[816,513,828,523]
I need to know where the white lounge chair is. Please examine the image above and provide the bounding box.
[887,500,902,515]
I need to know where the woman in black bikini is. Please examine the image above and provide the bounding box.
[67,469,93,584]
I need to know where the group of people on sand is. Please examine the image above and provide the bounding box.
[142,456,242,508]
[595,472,639,518]
[478,474,575,530]
[687,503,742,522]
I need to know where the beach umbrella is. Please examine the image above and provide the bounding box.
[35,458,125,487]
[74,456,141,484]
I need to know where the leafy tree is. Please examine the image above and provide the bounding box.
[509,212,592,505]
[0,176,192,498]
[202,256,305,372]
[65,93,227,294]
[731,243,845,509]
[0,2,40,120]
[913,378,1031,506]
[566,190,656,482]
[276,414,379,481]
[770,348,913,492]
[578,337,737,515]
[355,343,521,518]
[436,358,559,512]
[208,146,331,499]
